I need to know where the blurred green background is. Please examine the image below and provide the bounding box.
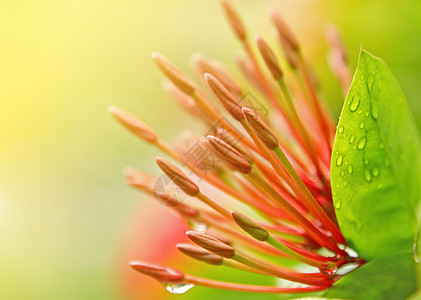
[1,0,421,299]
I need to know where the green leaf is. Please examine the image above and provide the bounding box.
[407,289,421,300]
[331,49,421,259]
[324,252,417,299]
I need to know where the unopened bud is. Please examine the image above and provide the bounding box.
[207,135,252,174]
[155,156,200,196]
[177,243,223,265]
[108,106,157,143]
[204,73,244,120]
[256,36,283,80]
[152,52,196,95]
[221,0,247,41]
[242,107,278,149]
[187,231,235,258]
[129,261,184,283]
[231,210,269,241]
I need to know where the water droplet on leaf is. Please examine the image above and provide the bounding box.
[335,200,342,209]
[349,95,360,112]
[413,218,421,263]
[336,155,343,166]
[357,137,367,150]
[364,169,372,182]
[371,99,379,120]
[347,165,353,174]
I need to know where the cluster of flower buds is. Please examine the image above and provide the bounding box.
[110,0,362,295]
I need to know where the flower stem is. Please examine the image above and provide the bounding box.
[232,252,332,287]
[248,167,344,254]
[265,236,324,269]
[184,274,328,293]
[272,146,345,243]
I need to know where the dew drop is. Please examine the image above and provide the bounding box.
[347,165,353,174]
[337,263,360,276]
[379,143,385,150]
[321,262,338,276]
[365,112,369,117]
[336,155,343,166]
[340,171,345,177]
[371,90,379,120]
[349,95,360,112]
[349,135,356,143]
[192,222,208,233]
[360,75,364,80]
[364,158,369,166]
[343,246,359,258]
[372,167,380,177]
[359,121,365,129]
[357,137,367,150]
[188,220,208,233]
[338,126,344,134]
[413,219,421,263]
[165,283,195,294]
[335,200,342,209]
[364,169,372,182]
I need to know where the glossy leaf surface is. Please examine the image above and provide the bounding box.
[331,50,421,259]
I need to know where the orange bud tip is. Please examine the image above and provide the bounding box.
[108,106,158,143]
[124,167,156,191]
[220,0,247,41]
[269,8,299,52]
[204,73,243,120]
[256,35,283,80]
[325,25,347,63]
[151,52,196,95]
[231,210,269,241]
[207,135,252,174]
[155,156,200,196]
[242,107,278,149]
[192,54,242,96]
[177,243,223,265]
[129,261,184,283]
[186,231,235,258]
